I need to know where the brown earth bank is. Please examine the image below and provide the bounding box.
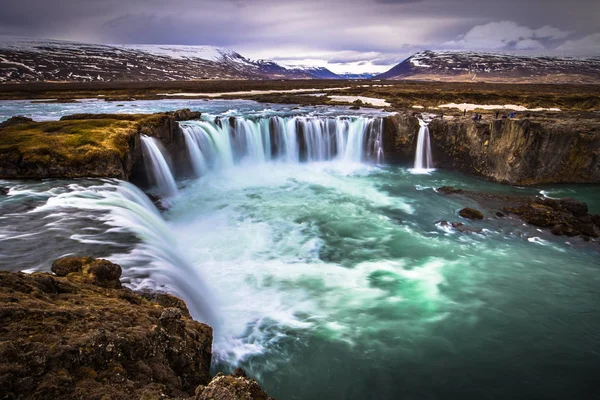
[0,256,272,400]
[435,186,600,241]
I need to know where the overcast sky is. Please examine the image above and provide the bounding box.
[1,0,599,73]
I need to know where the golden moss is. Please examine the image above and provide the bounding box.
[0,115,156,167]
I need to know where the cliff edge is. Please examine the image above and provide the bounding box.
[0,256,272,400]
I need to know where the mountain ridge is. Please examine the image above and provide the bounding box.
[376,50,600,83]
[0,37,342,82]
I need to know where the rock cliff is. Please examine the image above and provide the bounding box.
[383,112,600,185]
[0,256,272,400]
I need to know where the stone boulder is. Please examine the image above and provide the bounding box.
[194,370,273,400]
[459,207,484,220]
[168,109,202,121]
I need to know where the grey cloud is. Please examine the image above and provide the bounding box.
[0,0,598,73]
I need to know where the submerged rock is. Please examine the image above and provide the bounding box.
[459,207,484,220]
[438,221,483,234]
[0,186,8,195]
[505,197,599,238]
[437,186,464,195]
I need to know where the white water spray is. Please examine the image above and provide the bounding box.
[413,119,433,173]
[180,116,384,175]
[140,135,179,197]
[33,181,219,327]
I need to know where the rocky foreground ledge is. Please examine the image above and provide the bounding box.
[0,257,272,400]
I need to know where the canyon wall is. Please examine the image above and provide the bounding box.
[383,113,600,185]
[1,110,598,186]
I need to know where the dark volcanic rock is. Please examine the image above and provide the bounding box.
[438,221,483,234]
[459,207,484,220]
[382,112,600,184]
[194,372,273,400]
[437,186,600,239]
[504,198,599,238]
[437,186,464,195]
[51,256,94,277]
[87,258,123,289]
[0,258,213,399]
[0,116,34,128]
[168,108,202,121]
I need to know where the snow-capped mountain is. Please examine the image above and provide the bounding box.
[376,51,600,83]
[0,37,341,82]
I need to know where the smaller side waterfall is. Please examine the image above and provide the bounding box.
[413,119,433,172]
[140,135,179,197]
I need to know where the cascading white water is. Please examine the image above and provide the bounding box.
[33,181,219,327]
[413,119,433,172]
[140,135,179,197]
[180,115,384,176]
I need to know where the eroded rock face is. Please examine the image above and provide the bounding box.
[428,118,600,185]
[382,113,600,185]
[0,257,213,399]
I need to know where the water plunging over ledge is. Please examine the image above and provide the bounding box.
[140,135,179,198]
[1,100,599,400]
[412,118,434,173]
[179,115,385,178]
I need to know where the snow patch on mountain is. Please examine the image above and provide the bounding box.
[115,44,236,62]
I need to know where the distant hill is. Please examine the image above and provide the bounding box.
[0,37,341,82]
[376,51,600,84]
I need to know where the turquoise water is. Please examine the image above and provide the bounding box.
[1,165,599,399]
[1,100,599,399]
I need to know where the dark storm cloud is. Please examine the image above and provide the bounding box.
[0,0,599,72]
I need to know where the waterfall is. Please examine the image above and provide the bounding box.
[140,135,179,197]
[180,115,384,176]
[413,119,433,172]
[34,181,219,326]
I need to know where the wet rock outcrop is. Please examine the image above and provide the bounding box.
[0,257,214,399]
[459,207,484,220]
[437,186,600,239]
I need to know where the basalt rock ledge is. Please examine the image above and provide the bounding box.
[0,257,272,400]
